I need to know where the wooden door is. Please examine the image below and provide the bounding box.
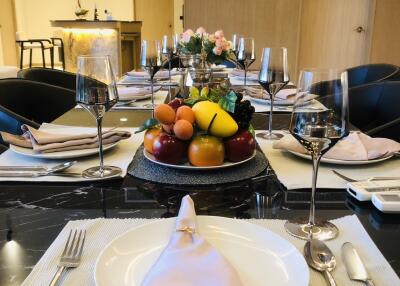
[184,0,302,74]
[297,0,375,74]
[135,0,174,41]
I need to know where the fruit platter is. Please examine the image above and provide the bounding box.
[136,86,256,169]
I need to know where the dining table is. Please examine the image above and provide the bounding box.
[1,87,400,286]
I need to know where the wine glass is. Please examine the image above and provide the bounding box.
[237,37,255,86]
[256,47,290,140]
[141,40,162,113]
[76,55,121,178]
[162,35,177,82]
[284,69,349,240]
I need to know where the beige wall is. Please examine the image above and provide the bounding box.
[0,0,18,66]
[173,0,184,34]
[14,0,134,65]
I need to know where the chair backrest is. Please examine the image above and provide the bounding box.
[18,68,76,91]
[387,68,400,81]
[15,31,27,41]
[346,63,399,88]
[0,79,76,144]
[349,81,400,141]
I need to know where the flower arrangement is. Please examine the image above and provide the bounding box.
[180,27,233,65]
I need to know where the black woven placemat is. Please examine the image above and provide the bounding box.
[128,145,268,185]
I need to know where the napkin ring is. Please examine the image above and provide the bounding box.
[176,226,195,234]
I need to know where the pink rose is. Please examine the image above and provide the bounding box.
[214,30,224,39]
[196,27,207,35]
[182,29,194,43]
[215,39,222,47]
[213,46,223,56]
[208,34,216,43]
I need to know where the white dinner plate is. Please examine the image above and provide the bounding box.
[143,149,256,170]
[211,64,227,71]
[94,216,309,286]
[9,142,118,159]
[288,150,394,165]
[250,96,294,106]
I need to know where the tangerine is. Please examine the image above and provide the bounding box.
[154,104,175,124]
[175,106,195,124]
[173,120,194,140]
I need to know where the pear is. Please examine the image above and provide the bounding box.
[192,101,238,138]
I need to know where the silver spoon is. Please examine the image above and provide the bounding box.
[0,161,77,177]
[304,239,337,286]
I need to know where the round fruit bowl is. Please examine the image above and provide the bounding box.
[188,67,212,84]
[143,149,256,170]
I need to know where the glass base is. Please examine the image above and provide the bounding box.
[256,131,283,140]
[82,166,122,179]
[284,219,339,241]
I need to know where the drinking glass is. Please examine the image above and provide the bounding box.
[237,37,255,86]
[76,55,121,178]
[256,47,290,140]
[141,40,162,112]
[284,69,349,240]
[162,35,176,81]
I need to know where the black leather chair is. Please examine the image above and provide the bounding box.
[17,68,76,91]
[346,63,399,88]
[0,143,8,154]
[349,81,400,141]
[387,68,400,81]
[0,79,76,145]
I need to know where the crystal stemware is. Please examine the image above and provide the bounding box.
[284,69,349,240]
[76,55,121,178]
[237,37,255,86]
[256,47,290,140]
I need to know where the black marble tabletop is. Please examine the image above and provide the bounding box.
[0,109,399,286]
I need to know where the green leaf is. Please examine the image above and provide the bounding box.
[248,124,255,138]
[218,90,237,113]
[134,118,159,134]
[209,88,223,103]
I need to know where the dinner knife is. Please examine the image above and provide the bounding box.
[341,242,375,286]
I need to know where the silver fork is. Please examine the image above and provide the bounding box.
[332,170,400,182]
[49,229,86,286]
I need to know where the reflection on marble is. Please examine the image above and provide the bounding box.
[62,28,119,76]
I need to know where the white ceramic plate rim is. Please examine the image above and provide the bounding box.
[288,150,393,165]
[94,216,309,286]
[143,149,256,170]
[9,142,118,159]
[249,96,294,106]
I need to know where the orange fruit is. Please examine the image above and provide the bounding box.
[173,120,194,140]
[175,106,195,124]
[154,104,175,124]
[188,135,225,166]
[144,126,162,154]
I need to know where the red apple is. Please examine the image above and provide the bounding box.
[152,133,186,164]
[224,130,256,162]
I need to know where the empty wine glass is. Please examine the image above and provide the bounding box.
[256,47,290,140]
[284,69,349,240]
[237,37,255,86]
[162,35,177,82]
[76,55,121,178]
[141,40,162,113]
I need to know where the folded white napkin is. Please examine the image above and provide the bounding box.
[229,69,259,80]
[245,86,297,101]
[273,132,400,160]
[126,70,174,79]
[117,86,161,101]
[0,125,131,153]
[141,195,243,286]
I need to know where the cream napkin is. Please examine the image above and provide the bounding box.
[126,70,174,79]
[1,125,131,153]
[229,69,259,81]
[245,86,297,101]
[117,86,161,101]
[273,132,400,160]
[141,195,243,286]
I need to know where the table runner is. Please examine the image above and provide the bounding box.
[21,215,400,286]
[0,124,143,182]
[256,131,400,190]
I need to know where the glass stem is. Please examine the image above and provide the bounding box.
[244,68,247,86]
[168,56,172,83]
[151,78,154,118]
[96,117,104,176]
[268,93,274,135]
[308,154,322,228]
